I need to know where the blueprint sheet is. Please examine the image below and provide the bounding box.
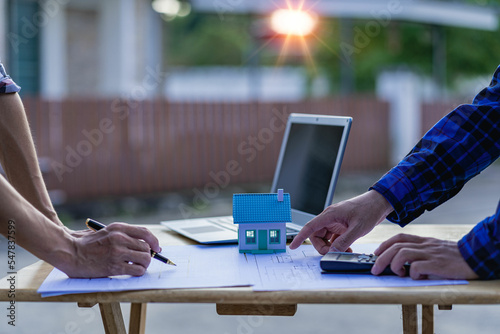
[38,244,467,297]
[251,244,468,291]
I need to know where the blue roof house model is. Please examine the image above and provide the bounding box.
[233,189,291,254]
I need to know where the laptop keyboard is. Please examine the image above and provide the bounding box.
[206,217,300,234]
[207,217,238,232]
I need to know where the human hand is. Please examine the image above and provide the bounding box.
[371,234,479,280]
[65,223,161,278]
[289,190,393,254]
[66,228,93,238]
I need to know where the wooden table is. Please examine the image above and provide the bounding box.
[2,224,500,334]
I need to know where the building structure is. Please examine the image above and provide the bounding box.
[233,189,290,254]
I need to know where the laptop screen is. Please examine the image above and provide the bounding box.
[274,123,345,215]
[271,114,351,222]
[161,113,351,244]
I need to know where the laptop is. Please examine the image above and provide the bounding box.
[161,113,352,244]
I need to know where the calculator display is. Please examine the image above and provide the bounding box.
[337,254,358,261]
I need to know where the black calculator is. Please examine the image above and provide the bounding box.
[320,252,410,276]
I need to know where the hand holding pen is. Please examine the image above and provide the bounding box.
[62,219,166,278]
[86,219,176,266]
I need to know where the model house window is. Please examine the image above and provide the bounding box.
[269,229,280,243]
[245,230,256,244]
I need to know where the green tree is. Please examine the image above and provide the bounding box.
[166,13,252,66]
[165,6,500,94]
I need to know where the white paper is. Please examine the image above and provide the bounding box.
[38,244,468,297]
[38,245,253,297]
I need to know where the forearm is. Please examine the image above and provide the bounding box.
[372,66,500,226]
[0,175,76,274]
[0,93,60,225]
[0,174,162,278]
[373,105,499,226]
[458,206,500,279]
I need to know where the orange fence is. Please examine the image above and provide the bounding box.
[21,96,457,201]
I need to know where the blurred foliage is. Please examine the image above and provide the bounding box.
[165,2,500,94]
[165,13,253,66]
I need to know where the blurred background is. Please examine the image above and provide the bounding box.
[1,0,499,222]
[1,0,500,333]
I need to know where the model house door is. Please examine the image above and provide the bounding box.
[258,230,267,250]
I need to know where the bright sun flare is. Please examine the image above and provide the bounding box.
[270,9,317,36]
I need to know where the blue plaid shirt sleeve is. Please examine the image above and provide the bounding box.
[0,62,21,93]
[371,66,500,279]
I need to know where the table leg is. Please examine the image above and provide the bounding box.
[129,303,147,334]
[421,305,434,334]
[402,304,417,334]
[99,302,127,334]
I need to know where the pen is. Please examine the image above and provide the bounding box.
[85,218,176,266]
